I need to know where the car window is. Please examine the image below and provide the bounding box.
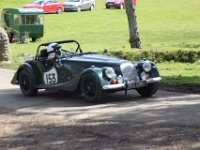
[66,0,80,2]
[3,14,10,27]
[51,0,59,3]
[14,15,20,24]
[61,42,79,53]
[33,0,44,4]
[46,0,51,4]
[15,15,44,25]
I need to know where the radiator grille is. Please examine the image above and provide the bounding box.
[120,63,139,81]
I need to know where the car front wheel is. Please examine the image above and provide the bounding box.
[19,70,38,96]
[80,73,104,102]
[136,82,159,97]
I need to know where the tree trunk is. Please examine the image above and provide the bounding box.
[125,0,141,48]
[0,27,10,61]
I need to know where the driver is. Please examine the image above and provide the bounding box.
[47,43,61,60]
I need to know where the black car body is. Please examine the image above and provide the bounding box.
[11,40,161,102]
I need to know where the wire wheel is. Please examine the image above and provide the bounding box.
[136,82,159,97]
[81,73,104,102]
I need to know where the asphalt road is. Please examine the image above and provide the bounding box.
[1,68,200,125]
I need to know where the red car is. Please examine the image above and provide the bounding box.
[105,0,136,9]
[23,0,64,14]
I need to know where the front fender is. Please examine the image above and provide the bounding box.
[80,67,109,88]
[59,67,106,92]
[11,63,36,85]
[136,60,160,78]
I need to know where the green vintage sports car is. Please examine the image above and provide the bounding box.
[11,39,161,102]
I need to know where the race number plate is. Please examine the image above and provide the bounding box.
[127,80,146,89]
[43,67,58,84]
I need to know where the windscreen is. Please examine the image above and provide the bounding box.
[66,0,80,2]
[32,0,44,4]
[61,42,79,53]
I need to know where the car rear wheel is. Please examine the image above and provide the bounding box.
[120,3,124,10]
[32,37,37,42]
[57,8,63,14]
[90,5,94,11]
[136,82,159,97]
[19,70,38,96]
[81,73,104,102]
[77,7,81,12]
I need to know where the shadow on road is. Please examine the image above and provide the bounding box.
[1,117,200,150]
[1,88,200,149]
[1,88,200,124]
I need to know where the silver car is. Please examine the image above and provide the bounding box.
[63,0,95,12]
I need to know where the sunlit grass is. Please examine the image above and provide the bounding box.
[1,0,200,55]
[157,62,200,85]
[1,0,200,85]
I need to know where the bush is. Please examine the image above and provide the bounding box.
[107,49,200,63]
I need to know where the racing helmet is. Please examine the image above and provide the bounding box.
[47,43,61,58]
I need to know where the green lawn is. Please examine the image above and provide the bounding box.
[1,0,200,51]
[157,62,200,85]
[1,0,200,85]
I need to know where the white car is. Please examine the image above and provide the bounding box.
[63,0,95,12]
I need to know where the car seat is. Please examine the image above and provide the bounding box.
[40,49,48,58]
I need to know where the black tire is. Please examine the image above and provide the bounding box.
[57,8,63,14]
[32,38,37,42]
[90,5,94,11]
[80,73,104,102]
[136,82,159,97]
[77,7,81,12]
[19,69,38,96]
[120,3,124,10]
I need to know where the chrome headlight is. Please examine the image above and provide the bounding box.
[141,71,150,80]
[105,67,116,79]
[117,75,123,83]
[142,61,152,72]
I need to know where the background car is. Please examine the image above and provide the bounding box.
[23,0,64,14]
[105,0,136,9]
[11,39,161,102]
[63,0,95,12]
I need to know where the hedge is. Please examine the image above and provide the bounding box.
[106,49,200,63]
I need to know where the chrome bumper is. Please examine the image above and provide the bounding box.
[102,77,162,90]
